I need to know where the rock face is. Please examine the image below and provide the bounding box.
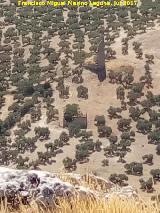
[0,167,137,208]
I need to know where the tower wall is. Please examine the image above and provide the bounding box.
[96,36,106,81]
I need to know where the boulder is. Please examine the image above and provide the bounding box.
[0,167,137,208]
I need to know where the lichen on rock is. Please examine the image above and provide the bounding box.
[0,167,137,208]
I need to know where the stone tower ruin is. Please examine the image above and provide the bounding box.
[96,36,106,81]
[83,35,106,82]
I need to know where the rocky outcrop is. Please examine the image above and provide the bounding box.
[0,167,137,208]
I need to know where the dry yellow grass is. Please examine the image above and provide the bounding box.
[0,171,158,213]
[0,173,159,213]
[0,196,160,213]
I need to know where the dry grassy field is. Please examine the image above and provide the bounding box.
[0,196,160,213]
[0,0,160,201]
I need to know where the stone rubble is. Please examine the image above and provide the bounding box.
[0,167,137,207]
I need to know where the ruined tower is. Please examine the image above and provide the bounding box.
[96,36,106,81]
[83,35,106,82]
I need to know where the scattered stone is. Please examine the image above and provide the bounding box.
[0,167,137,208]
